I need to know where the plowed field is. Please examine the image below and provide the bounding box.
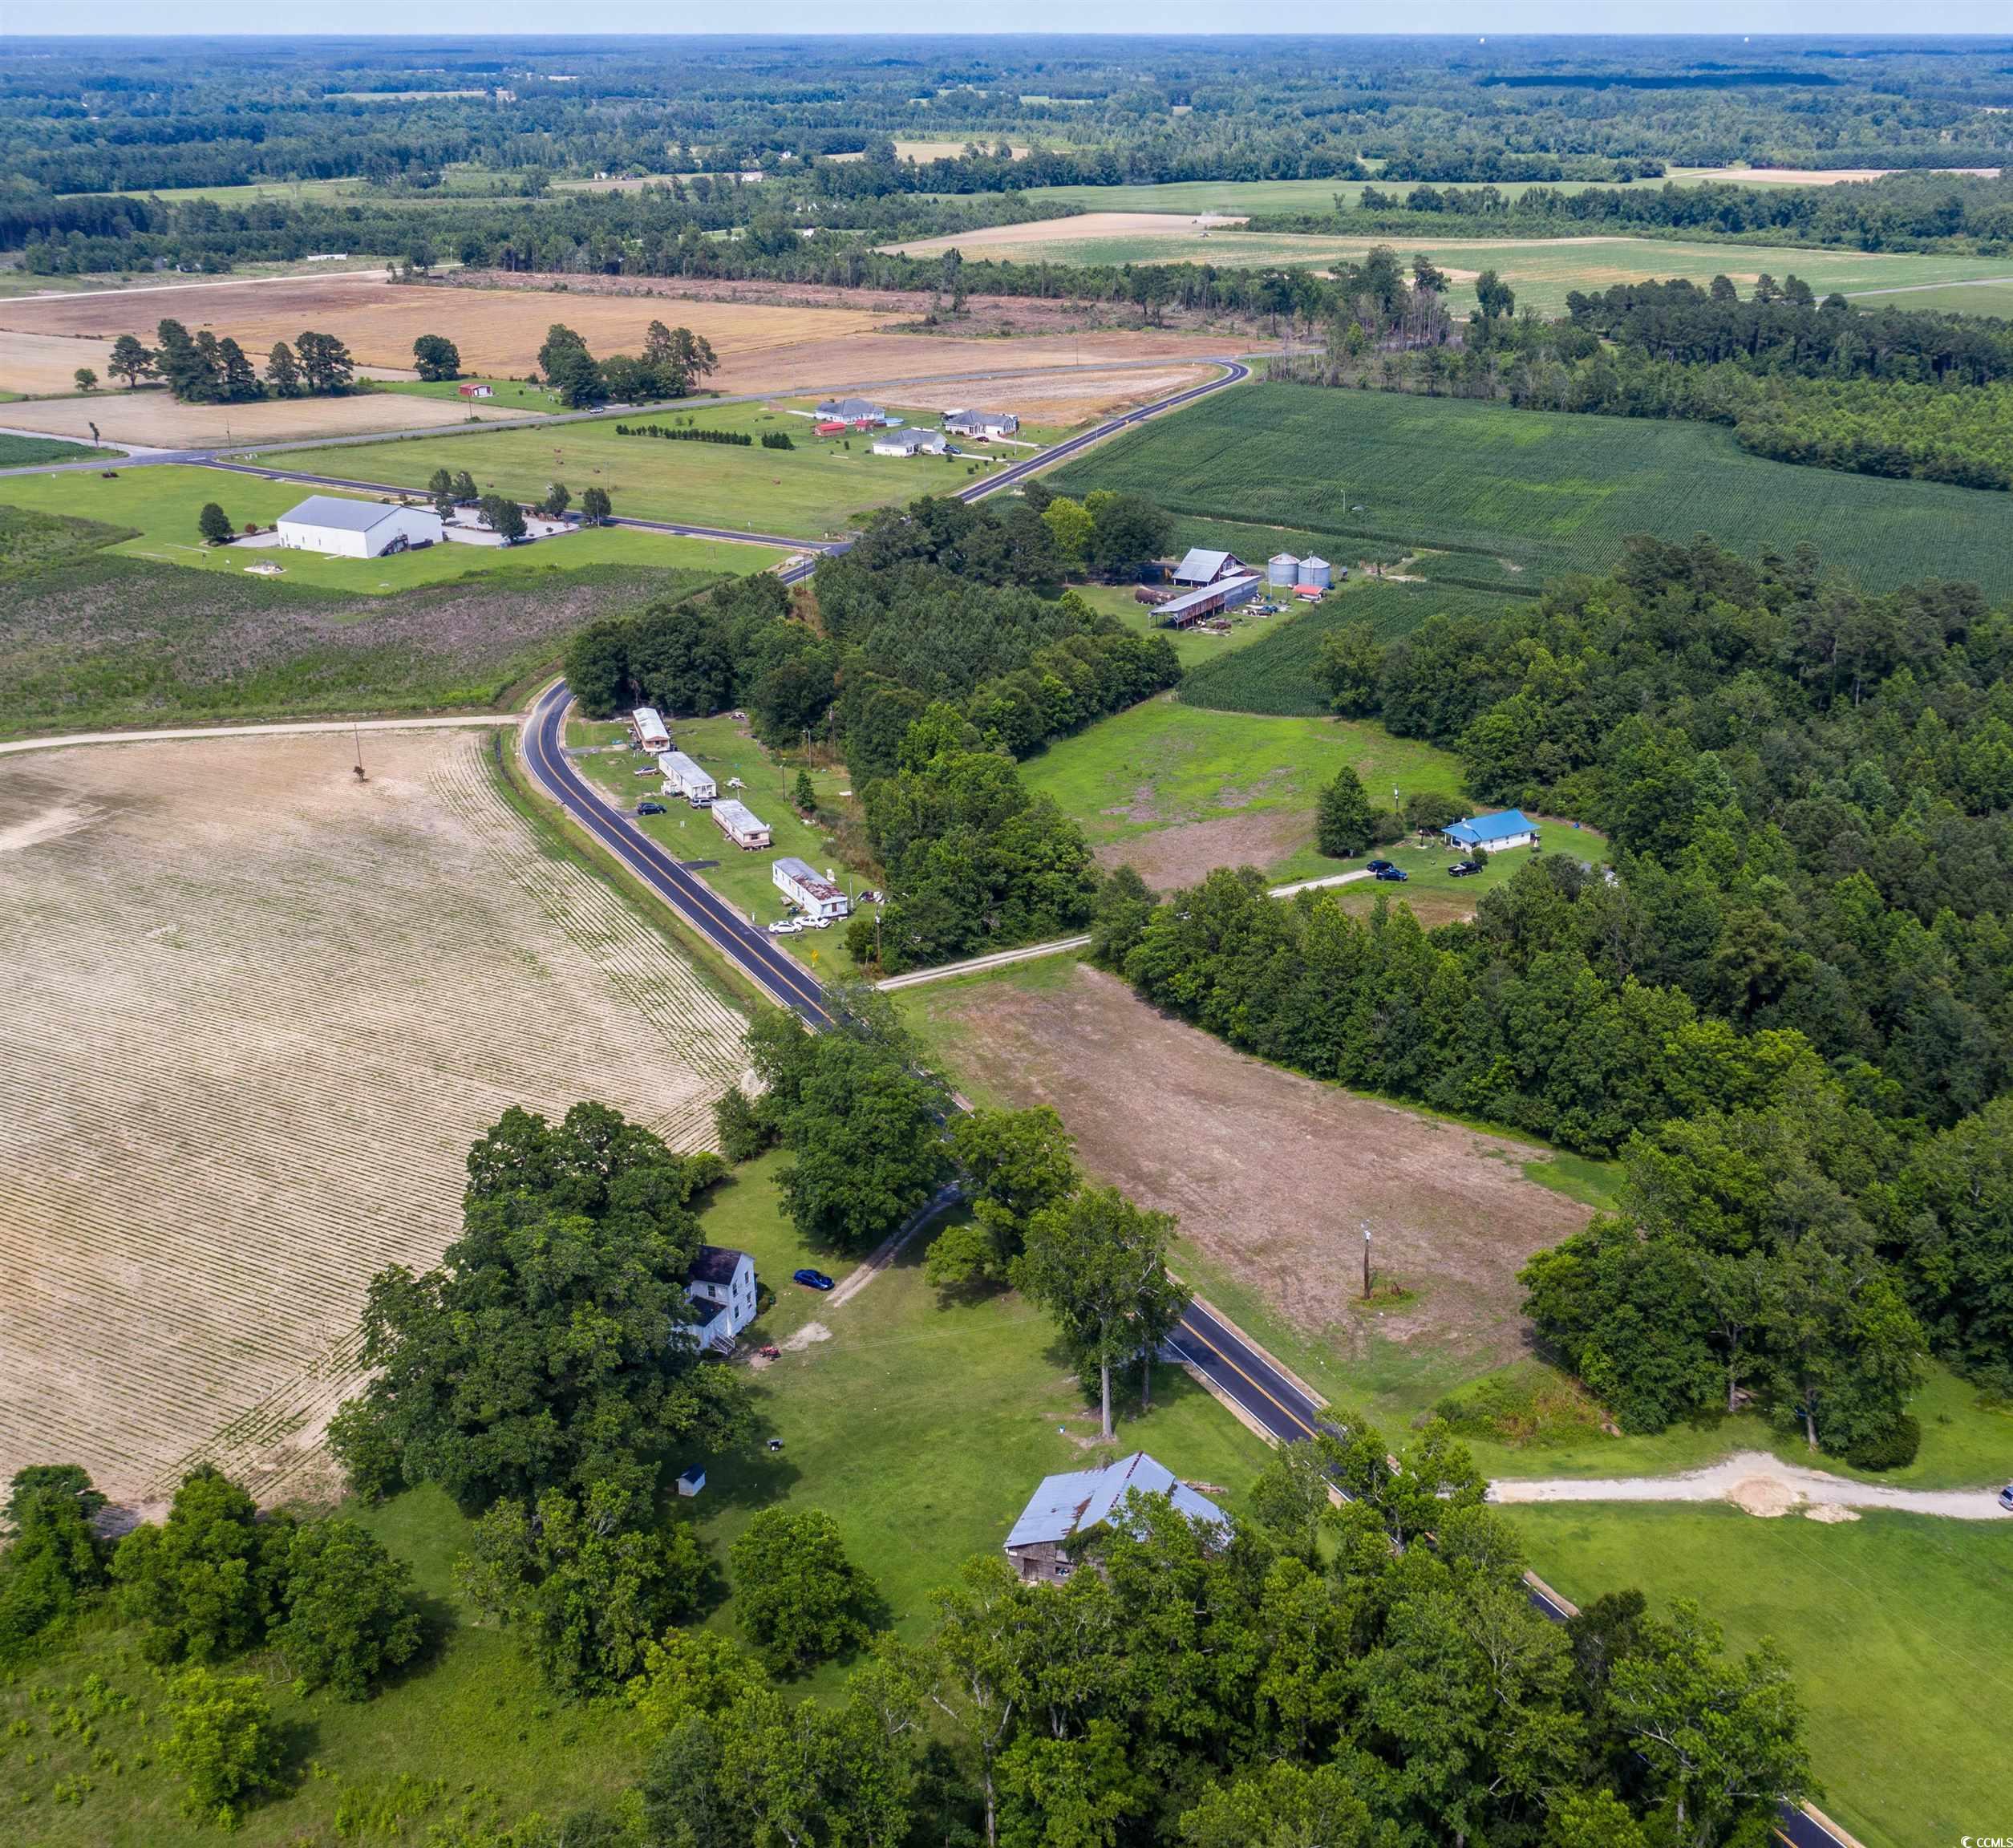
[0,729,750,1511]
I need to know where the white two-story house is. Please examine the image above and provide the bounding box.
[683,1244,758,1352]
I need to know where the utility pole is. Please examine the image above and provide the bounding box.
[1361,1221,1372,1302]
[352,721,367,782]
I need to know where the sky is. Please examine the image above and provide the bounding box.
[28,8,2013,34]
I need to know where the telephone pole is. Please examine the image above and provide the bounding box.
[1361,1221,1372,1301]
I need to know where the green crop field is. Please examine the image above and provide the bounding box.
[0,464,776,595]
[0,433,119,468]
[268,400,1014,541]
[1179,578,1530,717]
[1501,1505,2013,1848]
[897,221,2013,318]
[1051,382,2013,602]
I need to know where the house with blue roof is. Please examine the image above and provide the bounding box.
[1444,808,1540,853]
[1003,1451,1233,1583]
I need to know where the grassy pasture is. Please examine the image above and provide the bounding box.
[269,400,1007,540]
[1051,383,2013,602]
[1501,1504,2013,1848]
[370,375,563,413]
[0,464,775,597]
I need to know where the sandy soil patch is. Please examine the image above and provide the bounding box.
[893,139,1031,162]
[1096,809,1310,890]
[0,384,527,448]
[0,278,900,379]
[927,963,1589,1365]
[1673,164,2002,185]
[1490,1449,2008,1520]
[0,330,125,395]
[0,731,751,1510]
[707,328,1241,398]
[888,211,1249,255]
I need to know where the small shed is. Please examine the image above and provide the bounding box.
[456,382,494,399]
[676,1468,707,1499]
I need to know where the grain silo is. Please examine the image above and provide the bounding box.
[1267,552,1300,586]
[1298,554,1333,590]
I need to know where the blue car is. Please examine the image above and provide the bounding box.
[636,800,666,816]
[1374,865,1409,882]
[792,1267,835,1291]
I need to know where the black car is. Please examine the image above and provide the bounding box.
[792,1267,835,1291]
[1374,865,1408,882]
[1366,858,1394,874]
[636,800,666,816]
[1448,861,1482,877]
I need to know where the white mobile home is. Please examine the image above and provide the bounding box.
[275,496,443,559]
[657,749,717,805]
[630,707,671,752]
[772,856,851,921]
[712,798,772,850]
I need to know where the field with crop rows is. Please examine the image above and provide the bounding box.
[1052,383,2013,602]
[0,729,750,1509]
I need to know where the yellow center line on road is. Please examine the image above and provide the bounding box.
[1175,1319,1322,1441]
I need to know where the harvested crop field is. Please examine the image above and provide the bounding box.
[0,729,751,1510]
[0,376,529,447]
[0,275,897,381]
[883,363,1217,425]
[917,962,1590,1367]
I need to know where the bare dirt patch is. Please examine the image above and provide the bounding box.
[889,211,1249,255]
[925,962,1590,1367]
[1096,809,1310,890]
[0,731,751,1510]
[0,380,525,447]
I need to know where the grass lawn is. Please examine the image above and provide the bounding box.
[565,715,874,979]
[1051,381,2013,602]
[1304,821,1610,922]
[685,1157,1274,1658]
[370,377,563,413]
[0,433,121,468]
[0,464,778,594]
[1019,693,1467,876]
[1065,578,1292,672]
[1500,1504,2013,1848]
[265,400,1013,541]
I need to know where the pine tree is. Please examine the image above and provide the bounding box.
[1316,766,1376,858]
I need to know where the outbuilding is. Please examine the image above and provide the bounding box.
[456,381,494,399]
[773,856,851,921]
[1171,547,1250,587]
[1266,552,1301,586]
[871,428,948,457]
[1004,1452,1233,1585]
[712,798,772,850]
[1298,554,1333,590]
[657,749,716,805]
[275,496,443,559]
[1445,808,1540,853]
[1152,573,1261,629]
[630,707,671,752]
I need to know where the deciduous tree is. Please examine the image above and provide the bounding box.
[728,1506,878,1675]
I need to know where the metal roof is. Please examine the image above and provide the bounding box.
[775,855,844,901]
[1447,808,1537,845]
[713,798,768,833]
[1004,1451,1232,1550]
[1173,546,1235,583]
[658,749,712,783]
[1155,573,1259,621]
[816,396,882,419]
[277,495,399,533]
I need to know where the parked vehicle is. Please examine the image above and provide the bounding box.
[1999,1482,2013,1510]
[1374,865,1409,881]
[636,800,666,816]
[792,1267,835,1291]
[768,919,802,936]
[1366,859,1393,873]
[1448,861,1482,877]
[758,1344,780,1360]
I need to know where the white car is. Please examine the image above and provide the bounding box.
[767,920,801,937]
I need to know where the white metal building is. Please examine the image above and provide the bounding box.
[712,798,772,850]
[630,707,671,752]
[773,856,851,921]
[657,749,717,805]
[275,496,443,559]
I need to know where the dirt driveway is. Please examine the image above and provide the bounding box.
[924,962,1590,1369]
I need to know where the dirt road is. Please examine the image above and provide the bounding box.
[1489,1450,2011,1521]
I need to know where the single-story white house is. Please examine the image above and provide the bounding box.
[1004,1452,1233,1584]
[712,798,772,850]
[682,1243,758,1351]
[658,749,717,805]
[872,427,948,457]
[815,396,886,424]
[945,408,1019,439]
[773,856,851,921]
[1445,808,1540,853]
[275,496,443,559]
[630,707,671,752]
[1171,546,1250,587]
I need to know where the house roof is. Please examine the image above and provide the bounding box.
[658,749,711,782]
[875,428,942,452]
[1173,546,1236,583]
[713,798,767,833]
[817,396,882,418]
[1155,574,1259,622]
[1005,1451,1232,1550]
[775,855,844,901]
[1447,808,1537,845]
[277,495,399,533]
[688,1244,751,1286]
